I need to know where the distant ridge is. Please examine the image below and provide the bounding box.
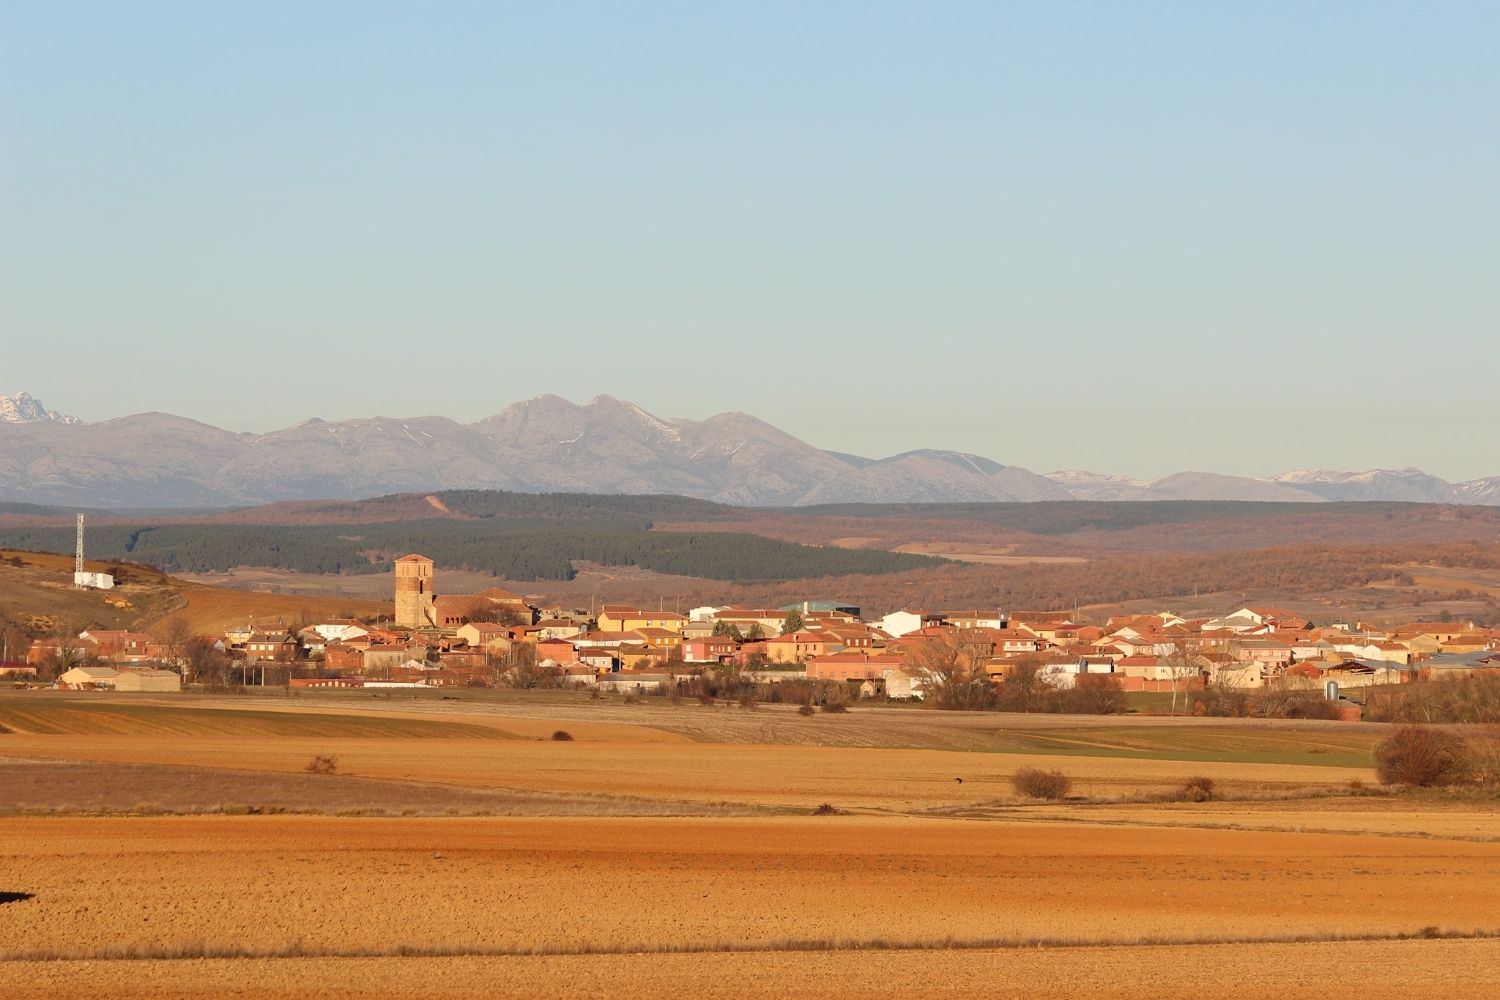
[0,393,1495,509]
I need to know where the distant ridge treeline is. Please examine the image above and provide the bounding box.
[0,519,938,583]
[712,542,1500,620]
[784,500,1430,534]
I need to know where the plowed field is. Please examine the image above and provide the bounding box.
[13,941,1500,1000]
[2,692,1497,997]
[3,817,1500,998]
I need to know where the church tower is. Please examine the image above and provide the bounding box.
[394,554,436,629]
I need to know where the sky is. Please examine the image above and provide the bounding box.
[2,1,1497,481]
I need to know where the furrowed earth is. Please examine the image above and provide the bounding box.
[2,691,1498,998]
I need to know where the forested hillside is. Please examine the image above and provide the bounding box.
[784,500,1430,534]
[0,520,938,582]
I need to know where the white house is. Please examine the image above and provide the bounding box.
[1201,614,1270,635]
[876,611,923,638]
[596,672,670,694]
[883,667,927,700]
[56,666,119,689]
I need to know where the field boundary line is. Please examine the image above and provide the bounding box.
[3,927,1498,964]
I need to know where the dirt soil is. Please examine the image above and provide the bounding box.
[0,758,767,817]
[3,693,1497,997]
[5,816,1500,956]
[3,816,1500,999]
[10,941,1500,999]
[0,731,1375,810]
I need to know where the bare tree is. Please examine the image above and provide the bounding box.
[1160,639,1206,716]
[465,606,528,628]
[154,615,194,674]
[906,631,997,711]
[185,638,232,687]
[999,653,1047,713]
[490,642,559,689]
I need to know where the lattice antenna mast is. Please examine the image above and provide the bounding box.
[75,513,86,583]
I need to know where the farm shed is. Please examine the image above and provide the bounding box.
[114,669,182,693]
[55,666,120,689]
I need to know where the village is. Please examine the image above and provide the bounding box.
[8,552,1499,712]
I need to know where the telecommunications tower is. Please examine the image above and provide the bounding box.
[72,514,115,590]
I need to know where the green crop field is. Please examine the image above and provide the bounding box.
[0,698,513,740]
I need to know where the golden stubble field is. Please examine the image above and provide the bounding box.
[2,693,1500,998]
[4,816,1500,998]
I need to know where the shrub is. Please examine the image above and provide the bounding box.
[1191,684,1252,718]
[550,730,574,741]
[1469,729,1500,787]
[737,694,758,710]
[697,693,716,706]
[812,803,842,815]
[821,702,848,714]
[1178,776,1216,802]
[589,688,601,700]
[305,755,339,775]
[797,704,817,717]
[1060,674,1126,715]
[1367,674,1500,724]
[1012,767,1072,800]
[622,694,642,705]
[1253,689,1343,720]
[1373,725,1472,787]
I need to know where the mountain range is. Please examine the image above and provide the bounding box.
[2,391,1496,509]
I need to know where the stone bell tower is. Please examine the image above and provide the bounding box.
[394,554,436,629]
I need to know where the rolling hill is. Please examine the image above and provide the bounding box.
[0,549,389,640]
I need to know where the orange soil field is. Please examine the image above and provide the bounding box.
[4,817,1500,998]
[8,947,1500,1000]
[0,730,1373,810]
[8,941,1500,1000]
[3,695,1498,997]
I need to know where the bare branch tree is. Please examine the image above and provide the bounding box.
[154,615,194,674]
[906,630,997,711]
[1161,638,1207,716]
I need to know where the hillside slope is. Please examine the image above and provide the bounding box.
[0,549,388,639]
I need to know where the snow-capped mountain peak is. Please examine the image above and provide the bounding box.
[1268,468,1459,503]
[0,391,82,425]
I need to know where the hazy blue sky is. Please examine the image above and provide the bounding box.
[3,2,1496,480]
